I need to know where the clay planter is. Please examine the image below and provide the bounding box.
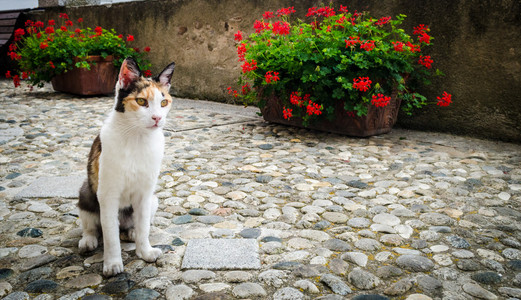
[51,55,117,96]
[260,92,402,137]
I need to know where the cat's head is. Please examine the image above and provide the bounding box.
[114,57,175,130]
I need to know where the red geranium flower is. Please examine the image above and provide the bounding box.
[77,18,83,23]
[5,71,11,79]
[241,60,257,73]
[392,41,404,52]
[59,13,69,19]
[418,55,433,69]
[126,34,134,41]
[265,71,280,83]
[65,20,73,26]
[371,94,391,107]
[345,36,360,47]
[234,30,243,41]
[48,20,55,26]
[353,77,372,92]
[13,75,21,87]
[45,26,54,34]
[49,61,55,69]
[144,46,151,52]
[360,40,375,51]
[419,32,431,44]
[237,43,247,61]
[276,7,296,17]
[272,21,290,35]
[34,21,44,28]
[241,84,250,95]
[60,26,67,32]
[436,91,452,107]
[40,42,48,49]
[283,107,293,119]
[413,24,429,35]
[375,16,391,26]
[21,72,29,79]
[263,11,274,19]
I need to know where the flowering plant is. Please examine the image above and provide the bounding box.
[229,5,452,125]
[5,13,152,88]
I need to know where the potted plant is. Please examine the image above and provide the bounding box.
[228,5,452,136]
[5,13,152,95]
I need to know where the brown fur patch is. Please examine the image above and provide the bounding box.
[87,135,101,193]
[121,79,172,110]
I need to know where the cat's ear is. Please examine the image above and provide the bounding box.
[156,62,175,90]
[118,57,141,90]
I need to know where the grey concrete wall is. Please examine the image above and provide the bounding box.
[26,0,521,142]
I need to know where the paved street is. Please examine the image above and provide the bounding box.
[1,80,521,300]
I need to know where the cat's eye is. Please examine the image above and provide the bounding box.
[161,99,168,107]
[136,98,148,106]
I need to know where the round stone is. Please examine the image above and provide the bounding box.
[173,215,192,224]
[273,287,304,300]
[322,212,348,223]
[446,235,471,248]
[471,272,502,284]
[124,288,160,300]
[24,280,58,293]
[165,284,194,300]
[373,213,401,226]
[396,255,434,272]
[239,228,261,239]
[348,268,381,290]
[320,274,352,295]
[232,283,267,298]
[18,245,48,258]
[348,217,371,228]
[323,239,351,252]
[16,228,43,238]
[65,274,103,289]
[355,239,382,251]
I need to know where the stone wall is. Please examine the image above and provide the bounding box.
[26,0,521,142]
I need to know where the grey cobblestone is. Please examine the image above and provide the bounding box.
[1,80,521,299]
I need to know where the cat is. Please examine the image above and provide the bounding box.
[77,57,175,276]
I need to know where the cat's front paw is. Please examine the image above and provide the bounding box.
[78,235,98,253]
[103,258,124,277]
[136,247,162,263]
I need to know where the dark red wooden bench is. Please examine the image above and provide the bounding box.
[0,10,28,74]
[0,11,23,48]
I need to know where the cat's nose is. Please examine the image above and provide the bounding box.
[152,115,162,123]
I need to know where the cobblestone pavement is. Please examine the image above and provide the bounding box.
[1,80,521,300]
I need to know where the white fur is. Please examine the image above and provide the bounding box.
[96,83,170,276]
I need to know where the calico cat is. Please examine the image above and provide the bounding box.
[78,57,175,276]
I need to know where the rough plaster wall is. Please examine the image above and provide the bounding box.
[27,0,521,142]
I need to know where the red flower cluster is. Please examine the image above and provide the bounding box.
[234,30,242,41]
[241,84,250,95]
[353,77,372,92]
[265,71,280,83]
[374,16,391,26]
[306,6,336,18]
[227,86,239,97]
[306,102,322,116]
[371,94,391,107]
[339,5,349,13]
[237,43,247,61]
[40,42,48,49]
[276,7,296,17]
[360,40,375,51]
[59,13,69,19]
[436,91,452,107]
[418,55,433,68]
[406,41,421,53]
[392,41,404,52]
[126,34,134,42]
[272,21,290,35]
[263,11,274,19]
[241,60,257,73]
[413,24,431,44]
[345,36,360,47]
[253,20,271,33]
[283,107,293,119]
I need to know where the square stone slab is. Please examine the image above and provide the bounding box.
[181,239,261,270]
[15,175,85,199]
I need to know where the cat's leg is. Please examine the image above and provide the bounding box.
[78,179,100,252]
[133,193,162,262]
[99,193,124,276]
[78,209,99,252]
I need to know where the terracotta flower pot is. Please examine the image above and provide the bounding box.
[260,92,402,137]
[51,55,117,96]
